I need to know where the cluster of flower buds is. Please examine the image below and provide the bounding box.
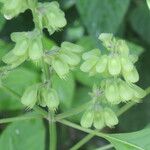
[81,105,118,129]
[80,33,146,129]
[0,0,29,20]
[36,1,67,34]
[2,30,43,68]
[21,83,59,111]
[80,37,138,82]
[102,78,146,104]
[44,42,83,79]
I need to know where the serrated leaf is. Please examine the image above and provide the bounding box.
[0,119,45,150]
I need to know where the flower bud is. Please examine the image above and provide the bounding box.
[108,55,121,76]
[104,108,118,127]
[21,84,40,108]
[121,57,134,72]
[96,55,108,73]
[98,33,113,50]
[59,52,80,66]
[11,32,27,42]
[12,40,28,56]
[29,39,43,60]
[42,88,59,110]
[80,110,94,128]
[80,57,98,73]
[82,49,101,60]
[2,50,27,67]
[38,2,67,34]
[93,111,105,129]
[61,42,83,54]
[52,58,69,79]
[119,80,133,101]
[105,80,120,104]
[2,0,28,20]
[117,40,129,56]
[123,67,139,83]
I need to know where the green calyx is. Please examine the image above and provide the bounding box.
[1,0,28,20]
[80,105,118,129]
[21,83,60,111]
[44,42,83,79]
[36,1,67,35]
[2,30,43,68]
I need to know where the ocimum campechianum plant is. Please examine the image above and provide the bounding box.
[0,0,147,149]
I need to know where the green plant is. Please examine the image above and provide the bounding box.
[0,0,150,150]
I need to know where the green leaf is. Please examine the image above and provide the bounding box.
[0,119,45,150]
[0,67,40,110]
[76,0,130,38]
[129,3,150,44]
[51,73,75,110]
[69,86,91,123]
[105,127,150,150]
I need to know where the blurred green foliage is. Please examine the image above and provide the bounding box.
[0,0,150,150]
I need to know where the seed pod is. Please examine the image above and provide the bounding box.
[61,42,83,53]
[117,40,129,56]
[13,40,28,56]
[80,110,94,128]
[96,55,108,73]
[21,84,39,108]
[104,108,118,127]
[108,55,121,76]
[105,80,120,104]
[80,57,98,73]
[29,39,43,60]
[123,67,139,83]
[52,58,69,79]
[59,52,80,66]
[93,111,105,129]
[129,83,146,99]
[82,49,101,60]
[119,80,133,101]
[121,57,134,72]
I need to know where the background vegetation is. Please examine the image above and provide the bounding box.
[0,0,150,149]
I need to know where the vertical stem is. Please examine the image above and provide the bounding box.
[49,112,57,150]
[31,6,57,150]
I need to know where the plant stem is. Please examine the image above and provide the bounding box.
[55,102,90,120]
[49,111,57,150]
[0,113,41,124]
[70,86,150,150]
[95,144,113,150]
[70,134,94,150]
